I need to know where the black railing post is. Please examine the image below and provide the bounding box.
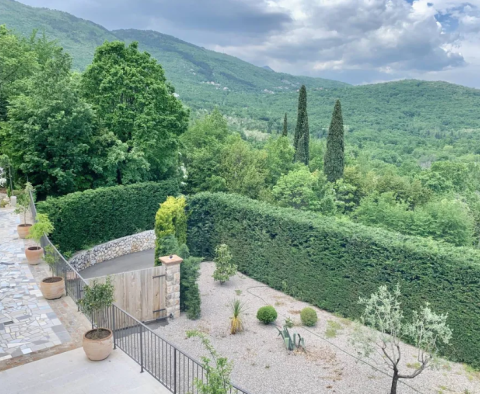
[140,324,144,373]
[112,306,116,350]
[174,348,177,394]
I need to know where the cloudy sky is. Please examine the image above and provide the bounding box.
[17,0,480,87]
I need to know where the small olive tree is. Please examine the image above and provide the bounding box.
[186,330,233,394]
[79,278,115,334]
[351,284,452,394]
[14,182,34,225]
[213,244,237,284]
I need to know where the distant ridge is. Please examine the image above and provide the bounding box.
[2,0,480,135]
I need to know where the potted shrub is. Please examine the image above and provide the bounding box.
[14,183,34,239]
[39,245,65,300]
[25,213,54,265]
[79,278,115,361]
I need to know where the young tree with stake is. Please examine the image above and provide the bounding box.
[351,284,452,394]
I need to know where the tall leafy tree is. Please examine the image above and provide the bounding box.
[282,113,288,137]
[180,109,230,193]
[294,85,309,165]
[264,135,295,186]
[0,25,37,122]
[81,41,189,184]
[324,100,345,182]
[3,48,95,197]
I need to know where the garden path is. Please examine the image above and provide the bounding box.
[0,208,70,362]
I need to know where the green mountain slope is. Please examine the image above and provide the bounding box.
[0,0,117,68]
[2,0,480,140]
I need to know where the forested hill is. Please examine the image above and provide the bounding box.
[2,0,480,136]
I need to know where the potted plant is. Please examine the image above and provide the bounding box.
[79,278,115,361]
[14,183,34,238]
[39,245,65,300]
[25,213,54,265]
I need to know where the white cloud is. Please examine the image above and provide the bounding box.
[17,0,480,86]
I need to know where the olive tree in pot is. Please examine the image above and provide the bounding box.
[40,245,65,300]
[79,278,115,361]
[25,213,54,265]
[14,183,34,239]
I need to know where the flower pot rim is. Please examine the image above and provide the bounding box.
[18,223,32,228]
[84,328,113,342]
[42,276,64,284]
[27,246,43,251]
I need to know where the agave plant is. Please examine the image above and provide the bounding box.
[230,298,245,335]
[277,326,306,351]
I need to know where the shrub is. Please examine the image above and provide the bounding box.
[256,306,277,324]
[182,256,202,320]
[27,213,54,244]
[213,244,237,284]
[300,307,318,327]
[186,192,480,367]
[37,180,179,253]
[154,196,187,262]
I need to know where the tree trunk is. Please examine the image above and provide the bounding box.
[390,370,399,394]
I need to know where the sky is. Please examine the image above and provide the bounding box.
[17,0,480,87]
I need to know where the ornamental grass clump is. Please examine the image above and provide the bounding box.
[230,298,245,334]
[300,307,318,327]
[256,305,277,324]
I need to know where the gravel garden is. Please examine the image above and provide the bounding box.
[155,262,480,394]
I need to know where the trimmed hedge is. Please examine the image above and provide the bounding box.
[187,192,480,367]
[38,180,179,253]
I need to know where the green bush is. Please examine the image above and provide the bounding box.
[186,192,480,367]
[300,307,318,327]
[256,306,277,324]
[37,180,179,253]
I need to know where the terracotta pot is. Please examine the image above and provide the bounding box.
[40,277,65,300]
[25,246,44,265]
[17,224,32,239]
[83,328,113,361]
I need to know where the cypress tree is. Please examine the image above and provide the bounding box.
[294,85,307,151]
[303,115,309,166]
[324,99,345,182]
[282,113,288,137]
[294,85,309,165]
[294,134,306,164]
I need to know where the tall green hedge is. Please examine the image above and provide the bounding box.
[38,180,179,253]
[187,192,480,367]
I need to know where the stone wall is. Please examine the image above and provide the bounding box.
[69,230,155,272]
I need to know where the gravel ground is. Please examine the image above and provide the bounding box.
[154,262,479,394]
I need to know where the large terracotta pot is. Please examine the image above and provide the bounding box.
[83,328,113,361]
[17,224,32,239]
[25,246,44,265]
[40,277,65,300]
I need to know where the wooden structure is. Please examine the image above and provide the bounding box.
[90,266,166,323]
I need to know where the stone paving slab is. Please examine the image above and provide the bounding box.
[0,208,70,362]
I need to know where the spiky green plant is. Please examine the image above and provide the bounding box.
[230,298,245,334]
[276,326,305,351]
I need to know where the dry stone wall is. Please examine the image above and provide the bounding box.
[69,230,155,272]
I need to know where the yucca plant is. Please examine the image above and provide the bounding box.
[230,298,245,335]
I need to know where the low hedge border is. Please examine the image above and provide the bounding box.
[38,180,179,254]
[186,192,480,367]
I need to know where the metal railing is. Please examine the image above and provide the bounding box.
[29,191,251,394]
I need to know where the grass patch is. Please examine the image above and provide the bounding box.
[325,320,343,338]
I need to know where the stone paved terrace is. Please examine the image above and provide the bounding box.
[0,208,75,363]
[0,346,169,394]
